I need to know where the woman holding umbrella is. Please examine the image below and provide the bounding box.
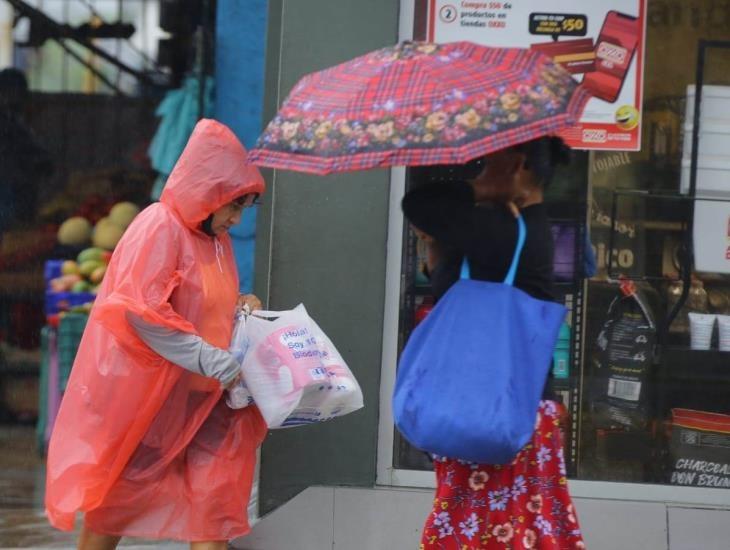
[403,136,586,549]
[249,40,591,549]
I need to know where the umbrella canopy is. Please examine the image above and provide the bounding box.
[248,41,590,175]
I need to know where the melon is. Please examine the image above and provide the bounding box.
[108,202,140,229]
[90,265,107,284]
[57,217,92,246]
[92,220,124,250]
[61,260,80,276]
[71,280,91,293]
[77,247,106,264]
[79,260,104,278]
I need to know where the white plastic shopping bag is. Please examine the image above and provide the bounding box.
[230,304,364,428]
[225,311,254,410]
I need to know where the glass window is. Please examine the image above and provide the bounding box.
[392,0,730,493]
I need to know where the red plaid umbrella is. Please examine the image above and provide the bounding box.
[248,41,590,175]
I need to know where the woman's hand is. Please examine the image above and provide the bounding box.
[237,293,263,313]
[224,372,242,390]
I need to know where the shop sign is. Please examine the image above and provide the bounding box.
[427,0,648,151]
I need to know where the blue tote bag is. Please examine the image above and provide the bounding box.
[393,214,566,464]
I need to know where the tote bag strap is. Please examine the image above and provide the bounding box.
[459,213,527,287]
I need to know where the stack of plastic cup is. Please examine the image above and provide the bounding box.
[717,315,730,352]
[688,313,716,350]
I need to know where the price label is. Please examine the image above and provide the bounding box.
[529,13,588,37]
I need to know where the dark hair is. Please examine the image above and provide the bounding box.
[411,136,571,187]
[513,136,571,188]
[232,193,259,206]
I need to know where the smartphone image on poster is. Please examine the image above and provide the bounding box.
[582,11,639,103]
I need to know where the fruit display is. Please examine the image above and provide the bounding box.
[55,200,141,251]
[46,201,140,320]
[49,247,112,294]
[45,247,115,322]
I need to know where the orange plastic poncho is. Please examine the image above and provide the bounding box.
[45,119,268,541]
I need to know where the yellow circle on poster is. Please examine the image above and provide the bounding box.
[615,105,639,131]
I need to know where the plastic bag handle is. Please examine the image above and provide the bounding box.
[248,309,288,319]
[459,213,527,287]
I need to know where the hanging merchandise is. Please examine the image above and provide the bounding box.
[148,76,215,200]
[592,280,656,430]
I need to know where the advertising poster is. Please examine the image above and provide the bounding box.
[427,1,647,151]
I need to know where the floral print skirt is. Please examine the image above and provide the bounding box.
[421,401,585,549]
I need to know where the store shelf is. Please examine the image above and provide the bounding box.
[661,346,730,382]
[657,346,730,415]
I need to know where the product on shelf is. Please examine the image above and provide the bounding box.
[707,287,730,312]
[592,282,656,430]
[688,313,716,351]
[552,322,571,378]
[666,278,709,334]
[669,408,730,488]
[717,315,730,352]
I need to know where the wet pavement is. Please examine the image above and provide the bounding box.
[0,425,185,549]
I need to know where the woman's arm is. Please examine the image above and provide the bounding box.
[126,311,241,388]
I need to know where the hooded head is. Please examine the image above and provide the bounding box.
[160,119,265,231]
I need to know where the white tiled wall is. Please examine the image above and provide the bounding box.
[233,486,730,550]
[667,507,730,550]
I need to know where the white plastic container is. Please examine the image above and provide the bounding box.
[688,312,716,350]
[693,199,730,273]
[682,121,730,160]
[680,85,730,196]
[681,155,730,196]
[685,85,730,125]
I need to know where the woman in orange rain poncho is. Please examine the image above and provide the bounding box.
[45,119,268,549]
